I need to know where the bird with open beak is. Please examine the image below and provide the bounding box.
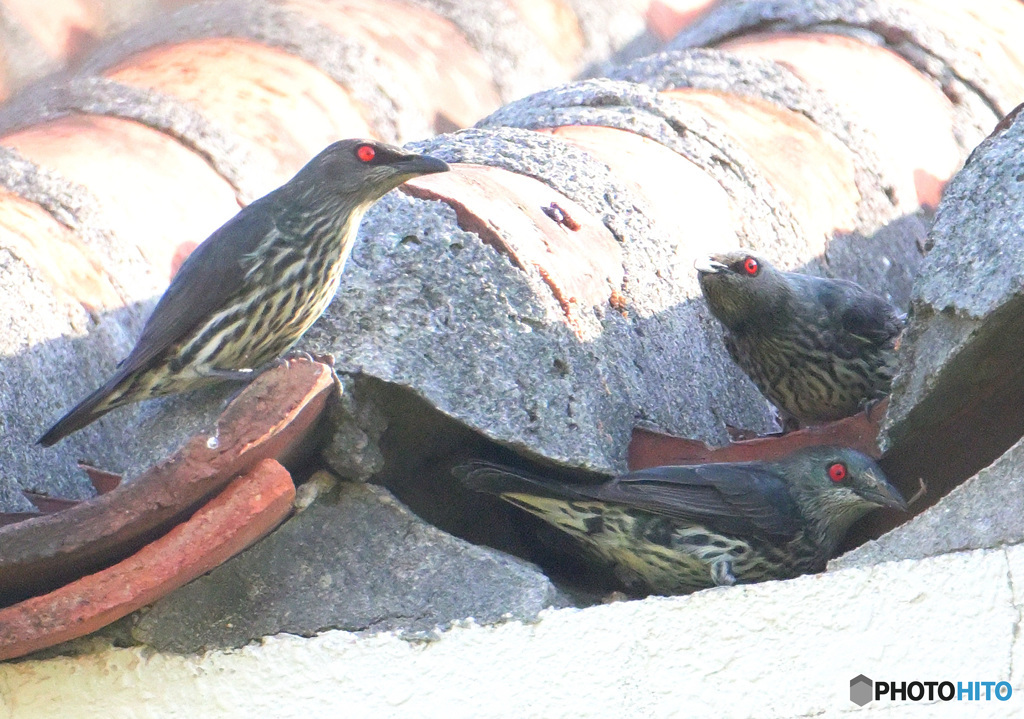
[696,251,904,429]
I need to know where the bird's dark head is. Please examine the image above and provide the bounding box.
[776,445,908,552]
[294,139,449,208]
[695,250,792,331]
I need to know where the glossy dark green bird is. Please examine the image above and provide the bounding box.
[456,446,906,595]
[39,139,449,446]
[696,251,905,427]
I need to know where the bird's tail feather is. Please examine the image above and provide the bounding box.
[455,462,612,540]
[37,374,129,447]
[453,461,586,501]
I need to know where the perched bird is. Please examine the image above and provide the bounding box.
[39,140,449,446]
[456,447,906,595]
[696,251,905,427]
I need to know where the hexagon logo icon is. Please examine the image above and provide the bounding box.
[850,675,873,706]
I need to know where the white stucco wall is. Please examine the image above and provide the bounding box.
[1,544,1021,718]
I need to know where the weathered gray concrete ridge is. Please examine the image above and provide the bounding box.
[869,101,1024,536]
[0,46,931,511]
[1,0,1021,700]
[836,434,1024,569]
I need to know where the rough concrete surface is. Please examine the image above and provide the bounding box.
[300,84,924,483]
[128,478,563,654]
[1,543,1020,718]
[2,67,926,508]
[886,110,1024,438]
[609,48,899,213]
[406,0,561,103]
[878,103,1024,488]
[834,434,1024,570]
[564,0,648,73]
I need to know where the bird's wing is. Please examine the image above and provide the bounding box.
[116,194,279,377]
[797,275,904,352]
[723,333,742,366]
[839,291,905,346]
[806,276,905,348]
[584,464,803,540]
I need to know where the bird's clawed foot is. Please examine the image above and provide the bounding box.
[725,424,762,442]
[859,396,886,422]
[282,350,316,364]
[711,559,737,587]
[206,351,332,390]
[285,350,337,367]
[280,350,336,367]
[252,352,311,376]
[202,367,259,382]
[907,477,928,507]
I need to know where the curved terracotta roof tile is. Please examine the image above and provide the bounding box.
[405,163,622,337]
[285,0,501,133]
[664,88,861,242]
[537,124,737,260]
[721,33,959,210]
[0,457,295,662]
[0,190,121,313]
[0,358,332,601]
[106,37,376,189]
[3,114,240,282]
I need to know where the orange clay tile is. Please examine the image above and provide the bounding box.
[506,0,584,70]
[537,125,737,263]
[2,115,240,284]
[0,457,295,662]
[628,399,888,471]
[901,0,1024,102]
[664,88,860,252]
[404,163,621,336]
[645,0,718,42]
[0,190,122,313]
[0,357,334,601]
[720,32,960,210]
[2,0,103,64]
[287,0,502,133]
[106,37,373,191]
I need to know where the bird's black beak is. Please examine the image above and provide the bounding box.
[392,152,450,177]
[859,472,909,512]
[694,256,729,275]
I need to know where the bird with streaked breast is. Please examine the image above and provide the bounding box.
[456,447,906,595]
[696,251,905,428]
[39,139,449,446]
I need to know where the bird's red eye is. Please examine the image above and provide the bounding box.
[828,463,847,482]
[743,257,759,275]
[356,145,376,163]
